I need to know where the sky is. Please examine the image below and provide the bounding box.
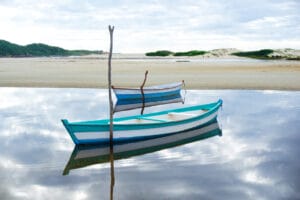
[0,0,300,52]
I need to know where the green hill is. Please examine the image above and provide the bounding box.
[0,40,102,57]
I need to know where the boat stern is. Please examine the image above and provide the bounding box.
[218,99,223,106]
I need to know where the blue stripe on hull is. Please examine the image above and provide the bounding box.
[115,89,181,100]
[116,93,182,105]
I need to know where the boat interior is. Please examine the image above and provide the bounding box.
[114,109,208,124]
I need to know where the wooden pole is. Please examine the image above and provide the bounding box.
[182,80,186,104]
[108,25,115,200]
[140,70,148,115]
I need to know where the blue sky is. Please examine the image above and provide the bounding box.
[0,0,299,52]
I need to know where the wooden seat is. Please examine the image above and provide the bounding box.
[168,112,197,117]
[137,116,169,122]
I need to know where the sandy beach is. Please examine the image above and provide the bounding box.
[0,55,300,90]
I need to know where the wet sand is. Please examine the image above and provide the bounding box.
[0,57,300,90]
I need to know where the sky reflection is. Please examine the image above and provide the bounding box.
[0,88,299,199]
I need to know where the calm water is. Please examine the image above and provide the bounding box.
[0,88,300,200]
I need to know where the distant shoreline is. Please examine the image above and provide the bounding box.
[1,57,300,91]
[1,40,300,60]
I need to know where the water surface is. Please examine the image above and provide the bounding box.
[0,88,299,199]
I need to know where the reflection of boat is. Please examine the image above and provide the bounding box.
[114,93,183,112]
[112,82,183,101]
[63,119,222,175]
[61,99,222,145]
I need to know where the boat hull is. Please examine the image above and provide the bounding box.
[114,93,183,112]
[113,82,183,100]
[62,99,222,145]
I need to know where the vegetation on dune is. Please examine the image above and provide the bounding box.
[146,48,300,60]
[0,40,102,57]
[231,49,275,59]
[145,50,207,57]
[173,50,207,56]
[286,57,300,61]
[145,50,173,56]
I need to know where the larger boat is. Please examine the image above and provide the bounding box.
[61,99,222,145]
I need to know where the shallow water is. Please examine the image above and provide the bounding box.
[0,88,300,200]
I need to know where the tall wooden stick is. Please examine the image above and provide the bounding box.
[140,70,148,115]
[108,25,115,200]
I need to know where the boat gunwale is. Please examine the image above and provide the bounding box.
[67,99,222,130]
[112,81,183,91]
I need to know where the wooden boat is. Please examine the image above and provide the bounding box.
[61,99,222,145]
[112,81,184,101]
[114,93,183,112]
[63,119,222,175]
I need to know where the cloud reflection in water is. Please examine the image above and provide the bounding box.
[0,88,299,199]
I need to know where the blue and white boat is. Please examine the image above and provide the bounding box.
[112,81,184,101]
[63,119,222,175]
[61,99,222,145]
[114,93,183,112]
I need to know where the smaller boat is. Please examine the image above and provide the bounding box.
[63,119,222,175]
[61,99,222,145]
[112,81,184,101]
[114,93,183,112]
